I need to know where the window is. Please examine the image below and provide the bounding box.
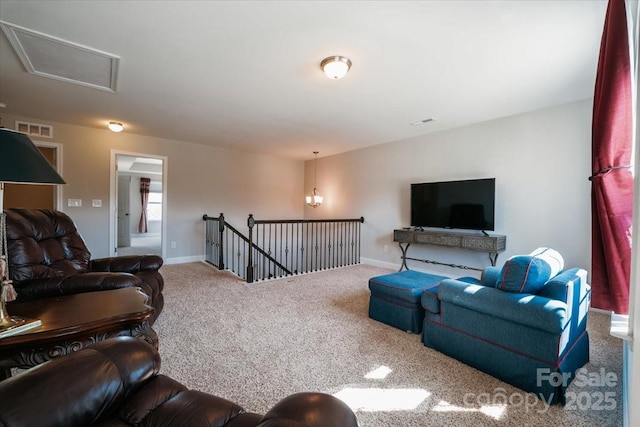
[147,192,162,221]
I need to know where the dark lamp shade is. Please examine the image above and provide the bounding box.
[0,128,65,184]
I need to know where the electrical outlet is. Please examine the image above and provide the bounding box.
[171,241,177,249]
[67,199,82,207]
[383,245,388,252]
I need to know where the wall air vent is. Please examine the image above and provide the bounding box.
[16,121,53,138]
[0,20,119,92]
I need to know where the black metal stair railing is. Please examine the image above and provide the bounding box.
[203,213,364,283]
[203,213,285,281]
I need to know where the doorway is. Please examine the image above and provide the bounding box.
[117,175,132,248]
[110,151,167,258]
[3,142,63,210]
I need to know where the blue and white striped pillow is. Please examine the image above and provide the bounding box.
[497,248,564,294]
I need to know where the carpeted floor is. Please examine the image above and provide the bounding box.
[117,234,161,256]
[154,262,622,427]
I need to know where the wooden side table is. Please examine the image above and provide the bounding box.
[0,287,157,379]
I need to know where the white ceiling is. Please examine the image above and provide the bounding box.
[0,1,609,160]
[117,155,163,176]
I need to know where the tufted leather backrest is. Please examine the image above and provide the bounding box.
[4,209,91,283]
[0,337,160,427]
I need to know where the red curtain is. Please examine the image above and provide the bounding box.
[138,177,151,233]
[590,0,634,314]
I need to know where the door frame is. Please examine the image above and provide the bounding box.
[33,140,64,210]
[109,149,168,258]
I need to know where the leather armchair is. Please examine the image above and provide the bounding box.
[0,337,359,427]
[4,209,164,321]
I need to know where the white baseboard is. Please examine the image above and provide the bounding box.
[164,255,204,265]
[360,257,400,271]
[360,257,449,276]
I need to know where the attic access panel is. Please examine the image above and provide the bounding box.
[0,20,119,92]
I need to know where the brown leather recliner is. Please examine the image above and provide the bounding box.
[4,209,164,321]
[0,337,359,427]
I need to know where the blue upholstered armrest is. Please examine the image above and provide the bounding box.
[438,279,569,334]
[421,276,478,314]
[422,285,441,313]
[536,268,588,302]
[537,268,591,336]
[479,266,501,287]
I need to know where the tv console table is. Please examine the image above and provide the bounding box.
[393,228,506,272]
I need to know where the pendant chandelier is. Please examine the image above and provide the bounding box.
[306,151,323,208]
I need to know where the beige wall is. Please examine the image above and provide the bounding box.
[2,113,304,261]
[4,99,592,272]
[304,99,593,277]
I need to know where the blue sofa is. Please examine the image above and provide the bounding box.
[421,248,591,404]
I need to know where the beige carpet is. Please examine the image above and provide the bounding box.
[117,234,161,256]
[154,262,622,427]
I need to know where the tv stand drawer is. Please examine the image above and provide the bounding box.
[393,229,416,243]
[415,232,462,247]
[462,235,505,252]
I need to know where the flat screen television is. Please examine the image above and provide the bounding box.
[411,178,495,231]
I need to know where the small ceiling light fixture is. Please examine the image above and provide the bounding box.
[410,117,436,126]
[321,56,352,79]
[108,121,123,132]
[306,151,323,208]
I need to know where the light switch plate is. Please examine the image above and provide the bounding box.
[68,199,82,207]
[92,199,102,207]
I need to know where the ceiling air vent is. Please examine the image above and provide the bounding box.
[0,20,119,92]
[16,121,53,138]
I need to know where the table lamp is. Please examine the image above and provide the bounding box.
[0,128,66,334]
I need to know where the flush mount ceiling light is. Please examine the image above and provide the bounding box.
[321,56,352,79]
[108,122,123,132]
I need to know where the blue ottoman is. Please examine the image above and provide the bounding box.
[368,270,449,333]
